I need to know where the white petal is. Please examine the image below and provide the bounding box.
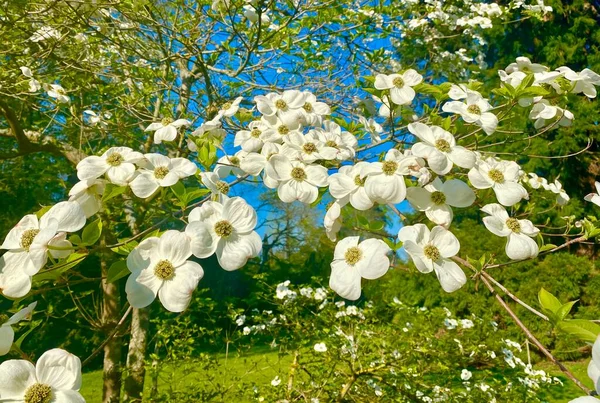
[442,179,475,207]
[494,182,528,206]
[430,226,460,257]
[468,167,493,189]
[126,269,160,309]
[390,86,416,105]
[365,174,406,204]
[483,216,511,237]
[1,214,39,250]
[506,233,539,260]
[130,172,160,198]
[267,155,293,181]
[427,149,452,175]
[76,156,107,181]
[158,261,204,312]
[0,253,33,298]
[0,359,36,397]
[53,390,86,403]
[349,188,374,211]
[36,348,82,390]
[398,223,430,244]
[479,112,498,135]
[170,158,197,177]
[223,197,257,234]
[126,237,159,273]
[0,325,15,356]
[328,173,355,199]
[154,125,177,143]
[329,260,362,300]
[159,231,192,267]
[106,164,135,186]
[356,239,390,280]
[40,201,86,233]
[426,204,453,227]
[403,240,432,273]
[185,222,218,259]
[5,301,38,326]
[216,232,262,271]
[433,259,467,292]
[406,187,433,211]
[447,146,476,169]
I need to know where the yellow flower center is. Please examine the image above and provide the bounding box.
[430,191,446,205]
[325,140,338,148]
[228,156,240,166]
[222,102,232,110]
[291,167,307,181]
[488,169,504,183]
[354,175,366,187]
[393,77,405,88]
[24,383,52,403]
[154,166,169,179]
[506,218,521,233]
[344,246,363,266]
[302,143,317,154]
[106,153,124,166]
[251,128,261,138]
[275,99,287,109]
[161,117,174,126]
[435,139,451,153]
[214,220,234,238]
[467,104,481,115]
[382,161,398,176]
[423,244,440,261]
[154,260,175,280]
[216,181,230,194]
[303,102,313,112]
[278,125,289,135]
[20,229,40,250]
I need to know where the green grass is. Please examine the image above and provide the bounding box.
[81,349,289,402]
[81,352,592,402]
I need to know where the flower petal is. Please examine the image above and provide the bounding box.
[36,348,82,390]
[430,226,460,257]
[356,239,390,280]
[158,261,204,312]
[0,325,15,356]
[433,259,467,293]
[215,232,262,271]
[0,359,36,397]
[159,231,192,267]
[40,202,86,233]
[329,260,362,300]
[506,233,539,260]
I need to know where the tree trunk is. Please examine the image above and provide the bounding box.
[101,257,122,403]
[123,307,150,402]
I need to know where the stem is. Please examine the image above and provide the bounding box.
[82,305,132,367]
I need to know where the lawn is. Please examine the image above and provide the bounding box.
[80,352,592,402]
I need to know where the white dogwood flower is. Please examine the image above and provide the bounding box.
[284,131,337,163]
[68,178,106,218]
[144,118,191,144]
[214,153,247,178]
[468,157,528,206]
[374,70,423,105]
[314,121,357,160]
[481,203,540,261]
[505,57,548,74]
[398,224,466,292]
[363,149,420,204]
[324,199,345,242]
[584,181,600,207]
[255,90,306,119]
[547,179,570,205]
[0,302,37,356]
[259,114,302,143]
[359,116,383,143]
[328,162,374,211]
[28,27,61,42]
[266,155,328,204]
[526,173,548,189]
[126,230,204,312]
[0,202,86,298]
[408,122,476,175]
[407,178,475,227]
[442,93,498,135]
[185,197,262,271]
[329,236,390,300]
[557,66,600,98]
[130,154,197,198]
[299,92,331,126]
[219,96,243,117]
[76,146,143,186]
[19,67,41,92]
[234,120,270,152]
[200,172,231,200]
[0,348,84,402]
[44,83,69,103]
[529,101,574,129]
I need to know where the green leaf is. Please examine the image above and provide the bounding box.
[107,260,130,283]
[558,319,600,343]
[556,300,578,321]
[102,184,127,202]
[35,205,52,219]
[357,214,369,227]
[369,221,384,231]
[34,253,88,282]
[518,87,550,98]
[81,219,103,245]
[538,288,562,314]
[539,244,557,252]
[171,181,186,204]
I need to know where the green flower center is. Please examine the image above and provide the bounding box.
[154,260,175,280]
[20,229,40,250]
[222,102,232,110]
[344,246,363,266]
[214,220,234,238]
[430,191,446,205]
[325,140,338,148]
[302,143,317,154]
[161,117,174,126]
[228,156,240,166]
[435,139,451,153]
[278,125,289,135]
[24,383,52,403]
[382,161,398,176]
[291,167,307,181]
[354,175,366,187]
[423,244,441,261]
[251,128,261,138]
[275,99,287,109]
[303,102,313,113]
[506,218,521,233]
[393,77,405,88]
[216,181,230,194]
[467,104,481,115]
[0,313,9,324]
[106,153,124,166]
[488,169,504,183]
[154,166,169,179]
